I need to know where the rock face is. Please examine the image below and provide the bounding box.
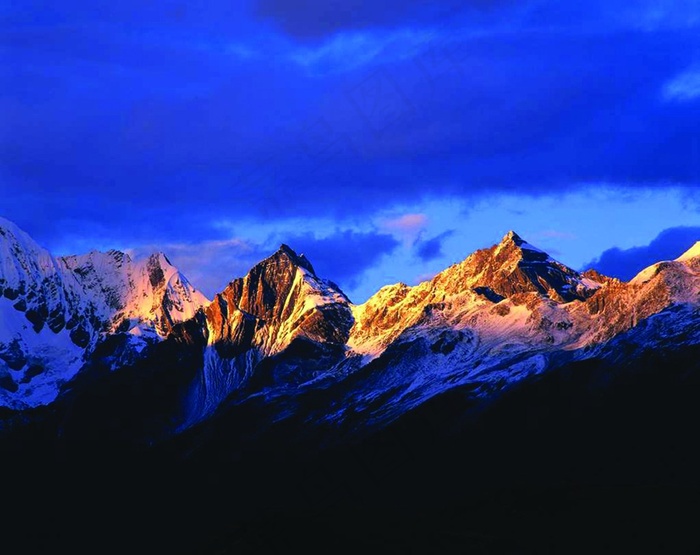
[175,244,354,427]
[58,250,208,337]
[205,244,352,353]
[348,231,602,355]
[1,218,699,449]
[459,231,599,302]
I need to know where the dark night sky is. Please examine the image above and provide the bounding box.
[2,1,699,301]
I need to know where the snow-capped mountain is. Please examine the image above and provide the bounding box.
[349,230,602,357]
[2,217,700,555]
[173,244,353,426]
[1,216,699,446]
[165,229,698,436]
[314,233,700,435]
[0,217,208,409]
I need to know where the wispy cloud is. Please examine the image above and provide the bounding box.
[382,213,429,232]
[274,0,700,74]
[620,0,700,32]
[380,213,429,245]
[663,66,700,102]
[288,28,436,73]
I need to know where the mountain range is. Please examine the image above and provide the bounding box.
[1,215,700,554]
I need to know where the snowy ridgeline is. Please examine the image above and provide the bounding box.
[180,231,700,431]
[0,217,209,409]
[1,216,700,435]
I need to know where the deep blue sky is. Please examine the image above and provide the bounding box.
[2,0,699,302]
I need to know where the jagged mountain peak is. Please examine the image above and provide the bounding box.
[349,233,603,358]
[0,216,38,238]
[182,243,354,424]
[493,230,550,262]
[0,215,33,238]
[106,249,131,264]
[59,249,131,274]
[434,232,601,303]
[501,229,525,244]
[271,243,316,275]
[3,211,700,473]
[147,251,172,266]
[223,243,348,323]
[0,217,56,287]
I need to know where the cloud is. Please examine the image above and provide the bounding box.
[415,229,455,262]
[379,213,430,246]
[282,229,401,297]
[4,5,700,234]
[255,0,700,41]
[663,67,700,102]
[288,28,435,73]
[253,0,505,40]
[583,226,700,281]
[382,213,429,232]
[622,0,700,31]
[3,0,700,274]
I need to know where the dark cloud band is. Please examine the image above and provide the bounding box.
[584,226,700,281]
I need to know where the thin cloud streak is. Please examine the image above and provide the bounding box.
[663,66,700,102]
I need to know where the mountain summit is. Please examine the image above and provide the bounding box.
[472,230,600,302]
[172,243,354,425]
[202,243,351,353]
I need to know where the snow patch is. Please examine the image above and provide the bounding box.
[678,241,700,262]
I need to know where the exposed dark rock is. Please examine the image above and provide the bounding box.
[65,314,79,330]
[295,304,353,345]
[226,247,302,323]
[72,266,91,278]
[430,329,465,354]
[250,336,346,388]
[24,308,45,333]
[4,286,20,300]
[169,310,210,349]
[70,325,91,348]
[0,370,17,392]
[491,302,511,316]
[47,308,65,333]
[0,339,27,370]
[147,255,166,288]
[21,364,44,383]
[473,286,505,303]
[212,310,258,359]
